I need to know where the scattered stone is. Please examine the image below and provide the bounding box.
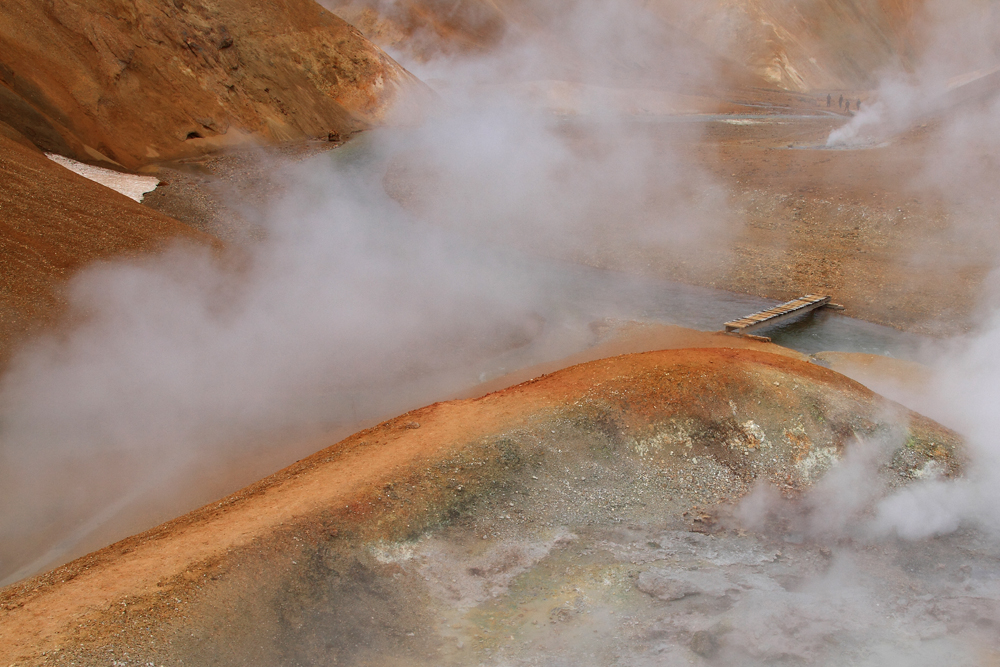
[690,629,719,657]
[637,568,733,601]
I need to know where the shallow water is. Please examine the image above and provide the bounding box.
[507,258,931,360]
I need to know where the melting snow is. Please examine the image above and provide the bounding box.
[45,153,159,202]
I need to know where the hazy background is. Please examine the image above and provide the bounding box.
[824,0,1000,542]
[3,10,1000,664]
[0,0,733,584]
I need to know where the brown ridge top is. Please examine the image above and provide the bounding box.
[462,321,809,398]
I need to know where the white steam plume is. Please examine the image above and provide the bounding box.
[830,0,1000,542]
[0,0,731,584]
[827,0,1000,149]
[873,299,1000,540]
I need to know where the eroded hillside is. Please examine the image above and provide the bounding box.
[326,0,924,91]
[0,0,428,168]
[0,132,215,368]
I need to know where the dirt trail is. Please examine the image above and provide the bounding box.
[462,321,810,398]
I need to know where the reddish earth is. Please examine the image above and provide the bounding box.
[0,0,994,663]
[0,0,429,367]
[0,132,216,369]
[0,346,961,665]
[660,112,992,336]
[0,0,427,169]
[323,0,509,61]
[691,114,994,335]
[462,321,812,398]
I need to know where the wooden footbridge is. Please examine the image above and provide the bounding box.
[724,294,843,335]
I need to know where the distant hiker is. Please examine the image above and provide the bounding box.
[827,93,832,107]
[845,100,851,112]
[857,99,862,111]
[838,94,843,108]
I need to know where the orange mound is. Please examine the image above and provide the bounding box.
[0,346,959,665]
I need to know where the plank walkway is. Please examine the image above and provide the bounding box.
[724,294,832,334]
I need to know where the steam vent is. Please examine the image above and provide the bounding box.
[3,0,1000,665]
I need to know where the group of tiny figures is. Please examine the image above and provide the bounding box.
[827,93,861,112]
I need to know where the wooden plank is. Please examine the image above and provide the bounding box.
[724,295,831,334]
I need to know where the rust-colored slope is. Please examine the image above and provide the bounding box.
[0,347,959,665]
[650,0,922,91]
[0,0,428,168]
[325,0,508,60]
[327,0,766,93]
[328,0,922,92]
[0,131,216,367]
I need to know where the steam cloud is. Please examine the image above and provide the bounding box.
[5,0,1000,663]
[0,0,729,583]
[872,303,1000,542]
[822,0,1000,543]
[720,0,1000,655]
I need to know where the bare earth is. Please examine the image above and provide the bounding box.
[0,133,217,370]
[3,86,991,665]
[0,345,962,665]
[2,1,996,663]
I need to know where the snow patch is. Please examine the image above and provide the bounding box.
[46,153,159,202]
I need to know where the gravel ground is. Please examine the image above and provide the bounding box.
[13,348,968,667]
[141,137,348,244]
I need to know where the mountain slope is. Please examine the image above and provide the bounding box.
[0,0,428,168]
[0,131,216,368]
[327,0,923,92]
[0,346,961,665]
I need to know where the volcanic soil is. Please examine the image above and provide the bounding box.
[0,132,218,370]
[1,1,996,664]
[0,345,968,666]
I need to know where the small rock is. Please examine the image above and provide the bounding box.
[549,605,576,623]
[690,629,719,657]
[637,568,733,600]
